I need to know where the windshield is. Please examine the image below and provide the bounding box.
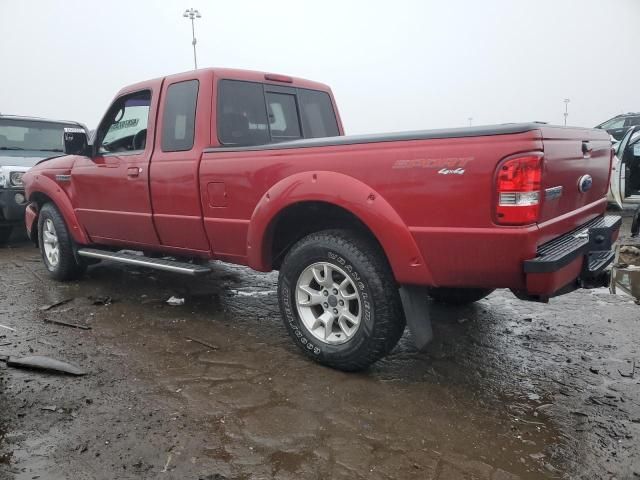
[600,117,626,130]
[0,119,68,152]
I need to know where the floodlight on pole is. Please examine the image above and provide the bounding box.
[563,98,570,126]
[183,8,201,70]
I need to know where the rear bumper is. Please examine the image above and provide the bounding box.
[522,215,621,298]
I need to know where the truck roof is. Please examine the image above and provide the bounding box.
[119,68,333,96]
[201,68,332,91]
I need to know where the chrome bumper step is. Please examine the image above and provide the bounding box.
[77,248,212,276]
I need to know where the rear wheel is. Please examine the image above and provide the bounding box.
[38,203,86,281]
[0,226,12,246]
[428,287,494,305]
[278,230,405,371]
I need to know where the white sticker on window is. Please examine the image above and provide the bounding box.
[175,114,187,140]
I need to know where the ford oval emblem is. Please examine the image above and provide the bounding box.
[577,174,593,193]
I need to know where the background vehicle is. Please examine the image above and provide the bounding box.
[22,68,620,370]
[0,115,85,244]
[608,135,625,208]
[596,112,640,141]
[609,126,640,206]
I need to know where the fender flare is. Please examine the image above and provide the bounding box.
[246,171,433,285]
[27,174,90,245]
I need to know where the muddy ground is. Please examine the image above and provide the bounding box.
[0,217,639,480]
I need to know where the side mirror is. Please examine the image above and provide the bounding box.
[63,127,90,155]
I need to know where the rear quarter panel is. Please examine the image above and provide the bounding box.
[199,131,544,287]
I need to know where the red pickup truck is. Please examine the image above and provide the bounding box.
[22,68,620,371]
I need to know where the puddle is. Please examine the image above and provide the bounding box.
[229,288,276,297]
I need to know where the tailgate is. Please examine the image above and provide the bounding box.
[538,126,612,224]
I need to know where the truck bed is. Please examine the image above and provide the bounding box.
[205,123,551,152]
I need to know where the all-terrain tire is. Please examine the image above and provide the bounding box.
[278,229,405,371]
[428,287,494,305]
[0,226,12,246]
[38,203,86,281]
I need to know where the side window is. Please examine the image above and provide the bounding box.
[265,92,301,141]
[298,89,339,138]
[99,91,151,154]
[161,80,199,152]
[218,80,269,146]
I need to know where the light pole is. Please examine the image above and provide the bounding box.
[563,98,570,126]
[468,117,473,127]
[183,8,202,70]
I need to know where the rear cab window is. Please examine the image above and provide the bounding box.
[298,89,340,139]
[218,81,270,146]
[265,91,301,141]
[217,79,339,147]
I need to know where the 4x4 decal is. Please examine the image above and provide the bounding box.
[392,156,472,173]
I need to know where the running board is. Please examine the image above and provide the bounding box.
[77,248,212,276]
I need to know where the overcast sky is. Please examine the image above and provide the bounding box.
[1,0,638,134]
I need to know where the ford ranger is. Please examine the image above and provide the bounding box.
[0,115,85,244]
[22,68,621,371]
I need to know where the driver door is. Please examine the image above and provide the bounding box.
[71,86,160,247]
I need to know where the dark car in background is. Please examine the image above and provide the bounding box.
[0,115,86,244]
[596,112,640,141]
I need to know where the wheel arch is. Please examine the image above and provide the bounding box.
[27,177,89,245]
[26,191,54,244]
[267,200,385,270]
[247,171,433,285]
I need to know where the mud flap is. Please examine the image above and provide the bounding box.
[399,286,433,351]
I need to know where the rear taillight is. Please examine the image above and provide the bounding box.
[495,154,543,225]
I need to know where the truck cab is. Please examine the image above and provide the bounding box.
[52,69,342,252]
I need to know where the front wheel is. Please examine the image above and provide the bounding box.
[38,203,86,281]
[278,230,405,371]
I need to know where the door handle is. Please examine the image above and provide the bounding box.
[582,141,593,155]
[127,167,141,178]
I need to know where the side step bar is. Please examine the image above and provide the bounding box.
[77,248,212,276]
